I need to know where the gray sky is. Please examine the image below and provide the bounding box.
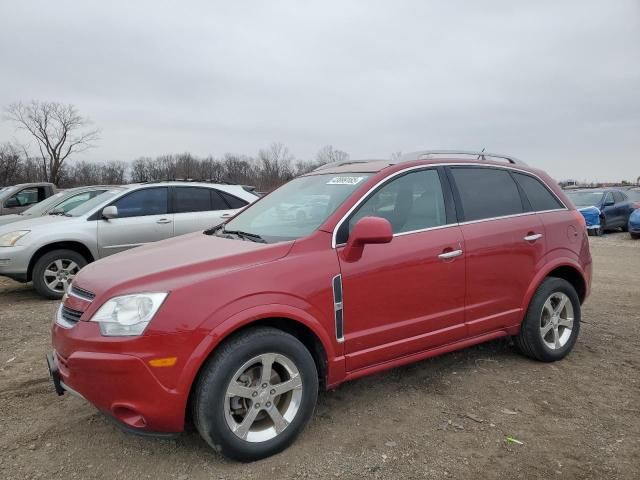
[1,0,639,181]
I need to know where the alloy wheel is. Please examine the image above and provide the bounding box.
[224,353,303,443]
[43,259,79,294]
[540,292,574,350]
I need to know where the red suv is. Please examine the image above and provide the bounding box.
[48,151,592,461]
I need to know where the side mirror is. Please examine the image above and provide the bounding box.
[49,206,64,215]
[5,197,20,208]
[341,216,393,262]
[102,205,118,219]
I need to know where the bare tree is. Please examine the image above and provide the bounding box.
[257,143,294,191]
[0,143,22,185]
[316,145,349,165]
[4,100,99,185]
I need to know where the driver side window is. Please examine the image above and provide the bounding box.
[337,169,447,244]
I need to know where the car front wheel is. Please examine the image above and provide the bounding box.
[32,249,87,299]
[515,277,581,362]
[192,327,318,462]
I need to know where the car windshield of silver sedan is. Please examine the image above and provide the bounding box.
[213,173,371,243]
[66,190,121,217]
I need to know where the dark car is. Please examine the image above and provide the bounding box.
[566,189,635,234]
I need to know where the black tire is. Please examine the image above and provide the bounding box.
[621,222,629,232]
[32,249,88,300]
[631,232,640,240]
[192,327,318,462]
[514,277,581,362]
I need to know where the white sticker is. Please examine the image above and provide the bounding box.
[326,176,365,186]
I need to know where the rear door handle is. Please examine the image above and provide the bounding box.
[220,213,234,219]
[524,233,543,242]
[157,218,172,224]
[438,249,463,260]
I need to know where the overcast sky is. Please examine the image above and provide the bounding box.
[1,1,639,181]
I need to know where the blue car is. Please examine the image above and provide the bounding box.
[566,189,635,235]
[629,209,640,239]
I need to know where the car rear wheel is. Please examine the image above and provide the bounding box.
[515,277,581,362]
[32,249,87,299]
[192,327,318,462]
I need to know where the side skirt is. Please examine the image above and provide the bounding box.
[343,329,510,383]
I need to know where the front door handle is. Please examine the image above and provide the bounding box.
[524,233,543,242]
[157,218,172,224]
[220,213,233,219]
[438,249,463,260]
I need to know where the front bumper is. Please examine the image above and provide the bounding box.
[50,320,203,433]
[0,244,31,280]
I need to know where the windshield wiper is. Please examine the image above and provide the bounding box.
[204,224,266,243]
[222,229,267,243]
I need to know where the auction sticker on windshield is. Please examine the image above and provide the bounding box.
[326,176,366,185]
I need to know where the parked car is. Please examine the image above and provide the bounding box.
[46,151,591,461]
[0,182,57,215]
[628,209,640,239]
[0,181,257,298]
[566,188,634,234]
[624,187,640,209]
[0,185,112,227]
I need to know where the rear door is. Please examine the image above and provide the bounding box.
[172,186,235,235]
[97,187,173,257]
[448,166,546,336]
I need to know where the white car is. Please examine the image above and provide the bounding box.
[0,181,257,299]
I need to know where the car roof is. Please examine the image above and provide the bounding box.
[306,150,528,176]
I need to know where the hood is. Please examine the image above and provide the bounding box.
[0,214,24,227]
[74,232,295,297]
[0,214,75,235]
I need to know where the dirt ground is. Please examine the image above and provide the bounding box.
[1,232,639,479]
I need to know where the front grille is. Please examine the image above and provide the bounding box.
[60,306,83,326]
[69,285,96,301]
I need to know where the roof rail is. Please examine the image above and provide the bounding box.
[397,150,526,166]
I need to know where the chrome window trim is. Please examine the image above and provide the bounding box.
[331,162,567,248]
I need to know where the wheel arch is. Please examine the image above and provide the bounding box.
[182,310,338,429]
[522,259,588,315]
[27,241,95,281]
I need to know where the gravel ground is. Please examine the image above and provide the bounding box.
[1,232,639,479]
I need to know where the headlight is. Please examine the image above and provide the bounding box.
[0,230,30,247]
[90,292,168,336]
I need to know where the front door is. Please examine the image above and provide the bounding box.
[97,187,173,257]
[336,168,466,372]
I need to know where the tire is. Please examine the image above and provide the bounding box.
[621,222,628,232]
[32,249,88,300]
[631,232,640,240]
[514,277,581,362]
[192,327,319,462]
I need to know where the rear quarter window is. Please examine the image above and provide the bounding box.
[218,191,248,209]
[449,167,524,222]
[512,172,564,212]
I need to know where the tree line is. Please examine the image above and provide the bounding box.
[0,141,349,192]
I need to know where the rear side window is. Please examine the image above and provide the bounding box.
[210,190,230,210]
[450,167,523,222]
[218,191,248,209]
[174,187,212,213]
[512,172,564,212]
[612,191,626,203]
[112,187,168,218]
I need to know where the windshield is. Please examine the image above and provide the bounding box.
[20,191,68,216]
[222,173,371,242]
[67,189,122,217]
[567,191,605,208]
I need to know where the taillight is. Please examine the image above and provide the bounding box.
[572,210,586,228]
